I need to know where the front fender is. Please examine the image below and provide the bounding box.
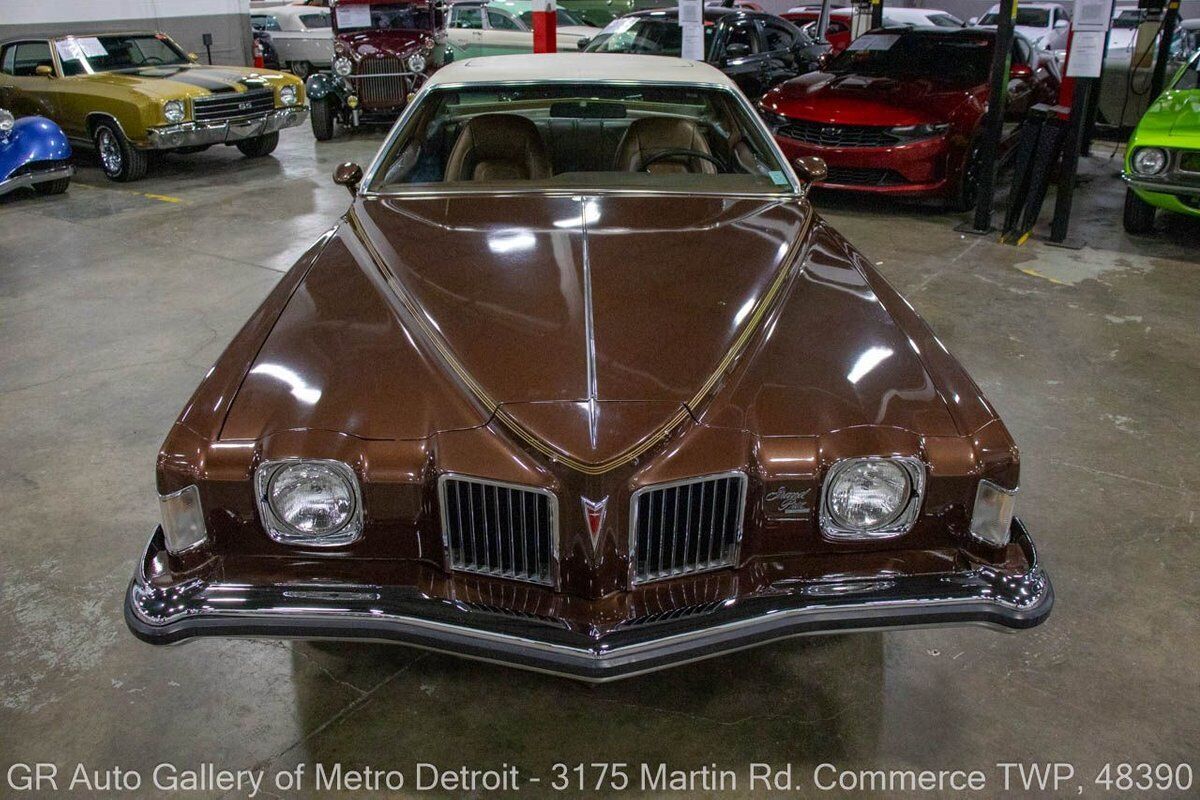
[305,72,346,102]
[0,116,72,179]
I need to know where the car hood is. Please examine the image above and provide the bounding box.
[1136,89,1200,138]
[339,30,425,59]
[221,195,965,462]
[762,71,975,125]
[76,65,289,99]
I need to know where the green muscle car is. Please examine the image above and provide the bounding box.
[1122,51,1200,233]
[0,32,306,181]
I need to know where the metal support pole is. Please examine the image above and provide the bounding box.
[817,0,834,41]
[871,0,884,29]
[1048,78,1094,245]
[1149,0,1181,100]
[964,0,1017,234]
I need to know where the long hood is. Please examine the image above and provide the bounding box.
[340,31,424,59]
[78,65,284,99]
[221,195,967,465]
[763,72,975,126]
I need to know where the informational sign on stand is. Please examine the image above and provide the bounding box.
[1065,0,1115,78]
[678,0,704,61]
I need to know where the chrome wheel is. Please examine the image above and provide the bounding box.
[98,128,123,175]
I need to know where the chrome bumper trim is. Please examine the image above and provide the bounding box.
[144,107,307,149]
[125,520,1052,682]
[0,164,74,197]
[1122,172,1200,196]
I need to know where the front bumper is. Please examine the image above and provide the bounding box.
[0,163,73,197]
[774,133,953,196]
[125,520,1053,682]
[143,107,307,150]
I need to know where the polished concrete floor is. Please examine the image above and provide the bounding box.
[1,127,1197,800]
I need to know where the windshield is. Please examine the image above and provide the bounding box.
[334,2,433,31]
[826,32,993,85]
[53,34,189,75]
[519,9,587,27]
[585,18,715,58]
[980,9,1051,27]
[1174,54,1199,91]
[369,82,794,194]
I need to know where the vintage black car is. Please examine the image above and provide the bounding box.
[584,7,828,99]
[305,0,452,140]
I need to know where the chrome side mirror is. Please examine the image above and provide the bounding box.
[333,162,363,196]
[793,156,827,188]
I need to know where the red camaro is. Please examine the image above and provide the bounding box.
[760,27,1060,209]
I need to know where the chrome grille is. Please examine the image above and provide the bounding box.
[351,57,409,109]
[439,476,556,586]
[192,88,275,123]
[630,473,747,585]
[778,120,901,148]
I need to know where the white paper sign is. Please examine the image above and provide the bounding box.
[678,0,704,61]
[678,0,702,25]
[1072,0,1115,32]
[1066,29,1106,77]
[335,4,371,29]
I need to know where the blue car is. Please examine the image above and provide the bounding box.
[0,108,73,198]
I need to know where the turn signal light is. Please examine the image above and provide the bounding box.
[160,485,208,555]
[969,480,1016,547]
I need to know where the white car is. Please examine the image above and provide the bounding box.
[879,7,965,28]
[250,3,335,78]
[447,1,600,57]
[974,3,1071,51]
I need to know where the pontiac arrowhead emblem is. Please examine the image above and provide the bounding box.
[581,497,608,549]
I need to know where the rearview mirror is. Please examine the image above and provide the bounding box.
[35,65,54,77]
[793,156,827,186]
[333,162,363,196]
[188,52,200,62]
[967,16,979,26]
[1054,19,1069,29]
[1009,63,1033,80]
[576,37,591,51]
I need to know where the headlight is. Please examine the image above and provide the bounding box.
[969,480,1016,547]
[406,53,427,73]
[333,56,353,77]
[163,99,185,123]
[160,485,208,555]
[280,85,298,106]
[0,108,15,134]
[1132,147,1168,176]
[888,123,951,142]
[820,457,924,539]
[255,459,362,546]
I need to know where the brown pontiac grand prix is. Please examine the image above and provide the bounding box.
[125,54,1052,681]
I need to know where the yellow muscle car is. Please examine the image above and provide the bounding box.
[0,32,307,181]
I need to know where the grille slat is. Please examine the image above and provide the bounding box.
[192,88,275,123]
[351,57,409,109]
[778,119,902,148]
[441,477,555,586]
[631,474,747,585]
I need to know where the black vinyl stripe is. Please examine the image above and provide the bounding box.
[129,67,268,93]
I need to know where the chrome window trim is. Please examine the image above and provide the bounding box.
[628,470,749,586]
[819,456,926,541]
[358,78,803,196]
[254,458,364,547]
[436,473,560,588]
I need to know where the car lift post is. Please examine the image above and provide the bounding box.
[816,0,834,41]
[532,0,557,54]
[957,0,1018,235]
[1149,0,1182,99]
[871,0,884,29]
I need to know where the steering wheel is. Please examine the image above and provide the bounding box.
[638,148,726,173]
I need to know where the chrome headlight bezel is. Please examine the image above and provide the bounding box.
[819,456,925,540]
[406,53,427,73]
[1132,146,1168,176]
[0,108,16,135]
[279,85,299,106]
[254,458,363,547]
[163,99,186,123]
[333,56,353,77]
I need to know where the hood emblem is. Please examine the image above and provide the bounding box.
[765,486,810,517]
[581,497,608,549]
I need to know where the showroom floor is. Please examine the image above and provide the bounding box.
[1,128,1197,798]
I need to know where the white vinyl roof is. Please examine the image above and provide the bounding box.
[426,53,740,91]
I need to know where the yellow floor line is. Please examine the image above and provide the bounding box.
[1018,266,1069,285]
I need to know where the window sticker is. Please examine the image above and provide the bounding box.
[336,4,371,29]
[76,37,108,57]
[768,171,789,186]
[55,38,86,62]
